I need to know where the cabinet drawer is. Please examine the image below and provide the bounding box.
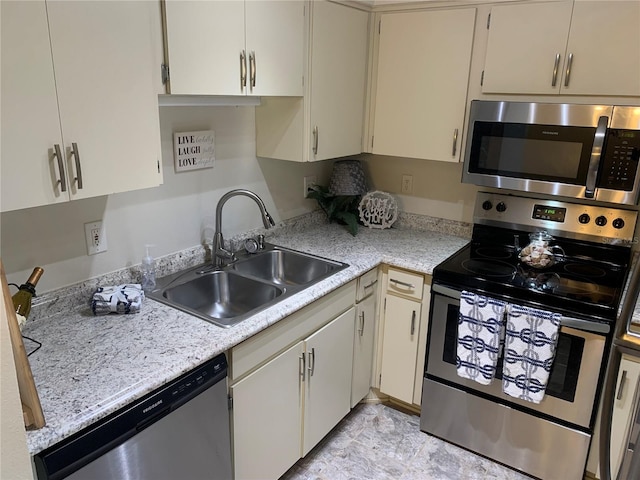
[357,268,378,302]
[386,267,423,301]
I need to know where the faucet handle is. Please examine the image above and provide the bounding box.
[257,234,265,250]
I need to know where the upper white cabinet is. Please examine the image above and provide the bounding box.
[370,8,476,162]
[256,0,369,162]
[482,0,640,97]
[1,0,162,212]
[163,0,304,96]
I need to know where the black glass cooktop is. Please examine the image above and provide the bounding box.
[434,225,632,322]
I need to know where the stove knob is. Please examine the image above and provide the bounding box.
[482,200,493,211]
[496,202,507,213]
[612,218,625,229]
[578,213,591,224]
[595,215,608,227]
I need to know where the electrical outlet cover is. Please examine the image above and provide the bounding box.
[85,221,107,255]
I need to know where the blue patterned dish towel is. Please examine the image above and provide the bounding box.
[502,304,561,404]
[456,291,507,385]
[91,284,145,316]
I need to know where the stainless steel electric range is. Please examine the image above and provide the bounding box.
[420,191,638,480]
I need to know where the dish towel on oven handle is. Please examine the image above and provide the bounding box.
[502,304,561,404]
[456,290,507,385]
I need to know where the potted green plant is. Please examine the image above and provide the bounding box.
[307,185,361,236]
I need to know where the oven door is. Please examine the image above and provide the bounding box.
[425,283,607,429]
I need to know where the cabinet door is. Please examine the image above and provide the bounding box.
[351,294,376,407]
[379,295,421,404]
[309,1,368,161]
[303,307,355,456]
[1,1,68,211]
[47,1,161,200]
[245,0,304,97]
[561,1,640,96]
[164,1,245,95]
[482,1,572,95]
[371,8,475,162]
[610,355,640,478]
[231,341,304,480]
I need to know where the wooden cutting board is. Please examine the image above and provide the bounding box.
[1,260,45,429]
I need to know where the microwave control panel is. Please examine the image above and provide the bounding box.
[598,129,640,191]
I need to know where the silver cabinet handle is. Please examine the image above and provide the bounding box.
[363,279,378,291]
[249,51,256,90]
[299,353,306,380]
[452,128,459,157]
[307,348,315,377]
[313,126,319,155]
[552,53,561,87]
[616,370,628,400]
[390,278,415,290]
[585,115,609,198]
[410,310,416,335]
[71,142,83,189]
[240,50,247,90]
[53,144,67,192]
[564,53,573,87]
[358,312,365,336]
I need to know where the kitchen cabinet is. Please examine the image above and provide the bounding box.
[378,267,431,406]
[163,0,304,96]
[255,0,369,161]
[230,281,356,480]
[1,0,162,212]
[369,8,476,162]
[351,268,379,407]
[609,355,640,478]
[482,1,640,97]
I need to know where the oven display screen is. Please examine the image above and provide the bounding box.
[532,205,566,222]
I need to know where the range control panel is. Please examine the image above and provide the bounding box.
[474,192,638,244]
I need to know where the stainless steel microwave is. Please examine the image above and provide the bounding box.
[462,100,640,205]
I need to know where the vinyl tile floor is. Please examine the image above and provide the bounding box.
[280,403,533,480]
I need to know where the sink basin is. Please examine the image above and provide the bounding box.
[148,244,348,328]
[151,270,284,328]
[232,248,344,286]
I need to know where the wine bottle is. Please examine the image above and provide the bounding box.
[11,267,44,320]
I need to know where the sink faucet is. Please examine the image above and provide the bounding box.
[213,189,275,268]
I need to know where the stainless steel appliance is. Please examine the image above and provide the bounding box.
[599,261,640,480]
[421,192,637,480]
[34,353,232,480]
[462,100,640,205]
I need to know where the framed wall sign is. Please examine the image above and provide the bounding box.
[173,130,215,172]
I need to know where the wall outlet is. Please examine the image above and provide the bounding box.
[304,175,318,198]
[401,174,413,194]
[85,220,107,255]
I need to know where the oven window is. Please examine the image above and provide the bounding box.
[468,122,595,184]
[444,304,585,402]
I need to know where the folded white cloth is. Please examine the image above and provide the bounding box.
[502,304,561,403]
[92,284,144,316]
[456,290,507,385]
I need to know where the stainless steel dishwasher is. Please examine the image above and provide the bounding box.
[34,353,232,480]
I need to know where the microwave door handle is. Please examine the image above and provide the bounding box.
[585,115,609,199]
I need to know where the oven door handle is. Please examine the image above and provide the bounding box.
[431,283,610,334]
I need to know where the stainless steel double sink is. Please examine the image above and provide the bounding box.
[148,243,348,328]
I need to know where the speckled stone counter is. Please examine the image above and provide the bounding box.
[22,216,470,455]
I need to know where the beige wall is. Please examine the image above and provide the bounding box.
[0,106,333,294]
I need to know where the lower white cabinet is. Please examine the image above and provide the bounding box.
[351,268,379,407]
[229,281,356,480]
[378,267,431,406]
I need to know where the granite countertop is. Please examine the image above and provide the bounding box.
[22,219,470,455]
